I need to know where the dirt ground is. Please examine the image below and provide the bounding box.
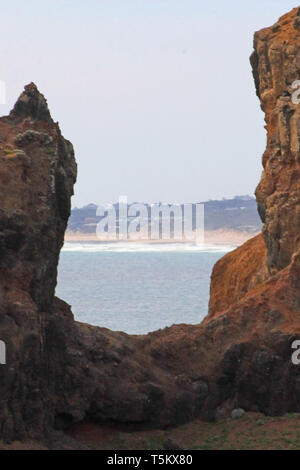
[2,411,300,450]
[65,412,300,450]
[0,413,300,450]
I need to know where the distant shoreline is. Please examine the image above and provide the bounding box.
[65,229,259,247]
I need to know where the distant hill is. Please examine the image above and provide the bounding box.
[203,195,261,233]
[68,196,262,235]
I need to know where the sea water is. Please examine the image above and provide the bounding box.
[56,242,233,335]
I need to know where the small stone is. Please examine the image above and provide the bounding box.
[256,419,265,426]
[163,438,183,450]
[103,349,121,364]
[272,23,280,33]
[231,408,245,419]
[294,17,300,31]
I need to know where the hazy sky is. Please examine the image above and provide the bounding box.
[1,1,299,207]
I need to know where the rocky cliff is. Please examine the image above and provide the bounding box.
[252,8,300,275]
[0,83,77,438]
[2,6,300,444]
[210,6,300,316]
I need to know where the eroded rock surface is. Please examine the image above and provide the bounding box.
[208,234,268,316]
[252,8,300,274]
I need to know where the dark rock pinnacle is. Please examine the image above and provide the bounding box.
[9,82,53,123]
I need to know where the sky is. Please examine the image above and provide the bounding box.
[1,0,299,207]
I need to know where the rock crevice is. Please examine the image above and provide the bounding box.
[2,7,300,441]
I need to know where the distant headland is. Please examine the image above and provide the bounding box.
[66,195,262,246]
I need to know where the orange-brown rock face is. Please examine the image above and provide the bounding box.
[251,7,300,273]
[208,234,268,316]
[209,7,300,316]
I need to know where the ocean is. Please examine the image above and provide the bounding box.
[56,242,234,335]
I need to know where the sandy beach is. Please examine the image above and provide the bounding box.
[65,229,259,247]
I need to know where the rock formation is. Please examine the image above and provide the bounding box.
[210,6,300,316]
[2,6,300,443]
[209,234,268,315]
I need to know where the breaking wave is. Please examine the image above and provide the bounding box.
[62,241,235,253]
